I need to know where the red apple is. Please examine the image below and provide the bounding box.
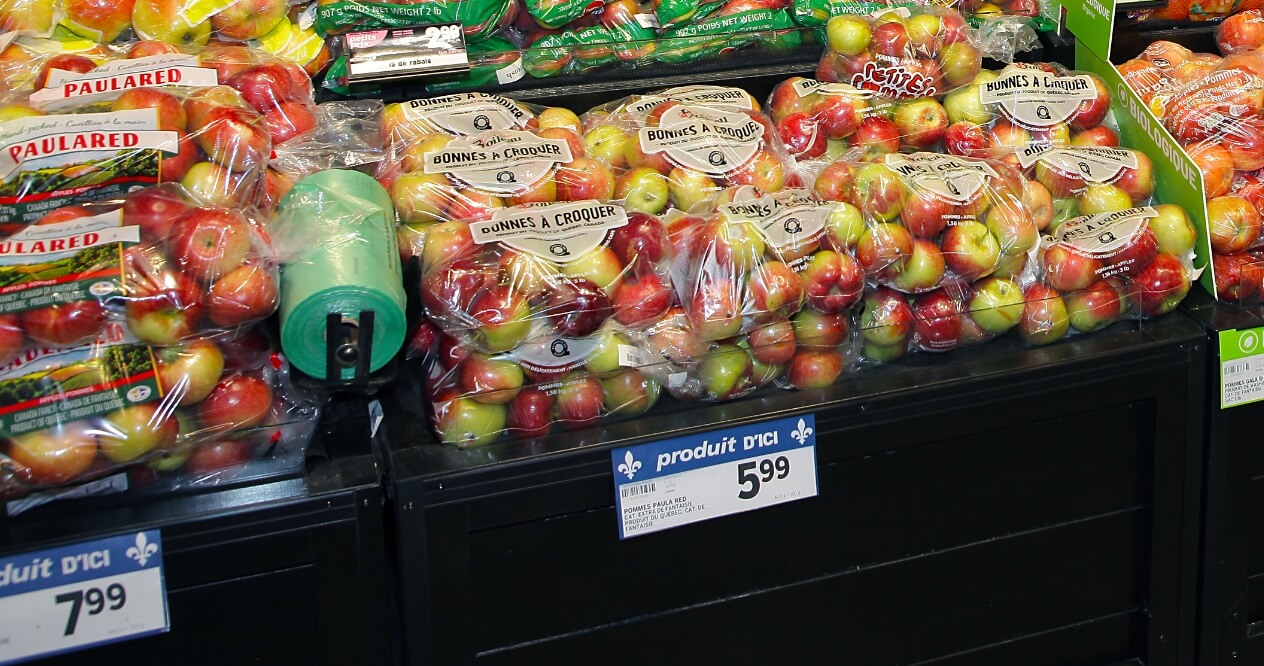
[1043,244,1101,291]
[112,88,186,132]
[1209,195,1263,254]
[166,208,253,282]
[226,64,298,112]
[612,273,672,326]
[98,403,179,463]
[902,191,952,238]
[787,349,843,389]
[34,54,94,90]
[944,121,989,156]
[1065,279,1123,333]
[206,263,278,327]
[183,439,253,473]
[749,260,805,321]
[123,186,193,240]
[912,288,964,352]
[7,424,97,485]
[507,386,553,438]
[193,105,270,173]
[156,339,225,406]
[556,156,615,200]
[557,375,604,429]
[125,268,206,344]
[609,212,667,272]
[748,319,797,365]
[778,112,826,159]
[1133,253,1191,316]
[263,101,317,145]
[21,300,106,346]
[198,373,273,431]
[1018,284,1069,345]
[545,277,613,337]
[459,353,524,405]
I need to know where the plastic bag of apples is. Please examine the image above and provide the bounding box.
[1116,41,1223,119]
[0,324,316,503]
[0,184,278,352]
[666,186,861,394]
[580,85,800,215]
[817,6,982,100]
[766,76,957,163]
[415,196,674,354]
[414,318,668,447]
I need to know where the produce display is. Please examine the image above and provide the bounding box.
[1117,34,1264,301]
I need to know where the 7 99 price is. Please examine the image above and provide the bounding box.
[56,584,126,635]
[736,456,790,500]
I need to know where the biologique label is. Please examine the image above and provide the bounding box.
[885,153,997,204]
[424,130,572,195]
[0,329,159,438]
[398,93,531,135]
[978,69,1097,128]
[623,85,753,115]
[29,55,218,110]
[471,200,629,262]
[1052,207,1157,258]
[639,105,763,176]
[1017,145,1138,183]
[719,187,829,251]
[0,209,136,315]
[0,110,179,224]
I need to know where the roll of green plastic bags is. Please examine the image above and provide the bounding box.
[276,169,407,381]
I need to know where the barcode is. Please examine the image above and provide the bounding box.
[1227,361,1251,375]
[621,482,656,498]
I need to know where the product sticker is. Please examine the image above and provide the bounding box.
[1165,69,1263,133]
[635,12,660,27]
[719,187,829,251]
[1051,207,1156,258]
[1220,327,1264,408]
[978,70,1097,128]
[513,334,604,375]
[884,153,997,204]
[29,55,218,110]
[345,24,469,81]
[1016,145,1139,182]
[471,200,628,261]
[0,530,168,663]
[611,414,818,538]
[639,105,763,176]
[790,78,867,98]
[424,130,573,194]
[0,209,137,315]
[0,110,179,224]
[399,93,532,135]
[0,332,159,438]
[623,85,753,115]
[848,59,939,99]
[495,57,526,85]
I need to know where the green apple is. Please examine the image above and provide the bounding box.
[1148,203,1197,257]
[155,339,225,407]
[1048,197,1080,234]
[147,412,199,472]
[99,403,179,464]
[668,168,719,212]
[699,343,753,400]
[863,341,907,362]
[944,79,996,126]
[583,125,632,168]
[615,167,670,214]
[825,201,865,249]
[969,276,1025,334]
[585,329,634,377]
[826,15,872,56]
[890,239,946,292]
[436,394,506,447]
[1077,183,1133,215]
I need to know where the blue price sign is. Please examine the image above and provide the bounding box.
[611,414,819,538]
[0,530,169,663]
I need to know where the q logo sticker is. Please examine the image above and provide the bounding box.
[549,243,570,257]
[783,217,802,234]
[1241,330,1259,354]
[708,150,727,167]
[551,339,570,357]
[1037,105,1051,120]
[496,170,517,183]
[473,114,492,131]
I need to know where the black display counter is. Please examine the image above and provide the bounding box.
[0,398,392,666]
[382,315,1207,666]
[1181,290,1264,666]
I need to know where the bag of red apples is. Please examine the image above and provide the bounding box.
[415,317,670,447]
[0,183,278,351]
[0,324,317,502]
[416,197,673,353]
[817,7,982,100]
[1116,41,1224,118]
[579,85,799,213]
[660,186,862,397]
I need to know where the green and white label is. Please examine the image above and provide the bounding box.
[1220,327,1264,409]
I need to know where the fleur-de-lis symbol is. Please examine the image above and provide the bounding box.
[791,418,813,446]
[126,532,158,567]
[617,451,642,480]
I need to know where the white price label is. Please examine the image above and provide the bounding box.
[0,530,168,663]
[611,415,818,538]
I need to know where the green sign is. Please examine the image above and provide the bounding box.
[1219,328,1264,408]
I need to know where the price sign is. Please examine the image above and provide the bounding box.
[0,531,168,664]
[611,414,818,538]
[1220,327,1264,409]
[344,23,469,83]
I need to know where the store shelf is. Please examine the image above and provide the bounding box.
[1180,290,1264,666]
[382,314,1206,666]
[0,401,392,666]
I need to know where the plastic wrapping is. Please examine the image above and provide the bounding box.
[766,76,952,161]
[1218,8,1264,54]
[1022,205,1198,344]
[816,6,982,99]
[0,184,278,349]
[0,326,315,501]
[418,200,673,352]
[809,152,1038,294]
[939,64,1115,160]
[581,85,797,214]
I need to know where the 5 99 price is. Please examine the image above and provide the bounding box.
[736,456,791,500]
